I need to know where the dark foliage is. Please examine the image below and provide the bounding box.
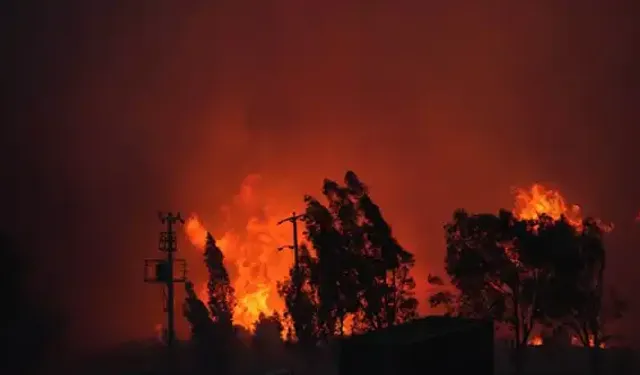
[429,209,627,374]
[204,232,236,333]
[182,232,238,374]
[183,280,216,372]
[252,312,284,350]
[280,171,418,342]
[277,244,320,346]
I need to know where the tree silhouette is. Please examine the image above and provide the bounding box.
[252,312,284,350]
[538,218,626,375]
[431,209,627,375]
[204,232,235,333]
[285,170,417,340]
[277,244,320,347]
[349,172,417,327]
[183,233,237,374]
[304,191,359,337]
[432,209,553,374]
[183,280,216,372]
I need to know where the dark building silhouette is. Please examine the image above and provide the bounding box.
[338,316,494,375]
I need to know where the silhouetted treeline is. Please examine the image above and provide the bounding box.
[428,209,627,375]
[182,171,419,373]
[181,171,630,375]
[278,171,418,344]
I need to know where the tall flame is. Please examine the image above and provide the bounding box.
[513,184,583,228]
[183,175,295,331]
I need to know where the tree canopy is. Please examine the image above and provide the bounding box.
[279,171,418,342]
[183,232,238,374]
[429,208,626,374]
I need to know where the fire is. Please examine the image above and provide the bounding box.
[183,175,295,332]
[528,335,543,346]
[571,335,606,348]
[513,184,583,228]
[154,323,165,343]
[513,183,613,233]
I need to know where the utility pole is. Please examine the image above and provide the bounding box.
[277,211,307,273]
[144,212,187,374]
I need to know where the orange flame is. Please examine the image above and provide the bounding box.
[528,335,543,346]
[513,183,613,233]
[513,184,583,228]
[183,175,295,332]
[571,335,606,348]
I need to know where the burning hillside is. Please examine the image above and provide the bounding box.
[183,175,297,331]
[182,179,612,338]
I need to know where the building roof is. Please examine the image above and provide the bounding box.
[344,316,493,346]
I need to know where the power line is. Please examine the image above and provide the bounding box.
[277,211,307,274]
[144,211,187,374]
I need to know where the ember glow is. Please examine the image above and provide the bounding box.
[572,335,607,348]
[528,335,543,346]
[183,175,296,331]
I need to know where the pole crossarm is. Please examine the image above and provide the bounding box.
[144,210,187,374]
[277,211,307,274]
[276,212,306,226]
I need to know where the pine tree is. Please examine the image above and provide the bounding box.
[183,280,214,344]
[183,281,216,373]
[183,233,238,375]
[204,232,236,334]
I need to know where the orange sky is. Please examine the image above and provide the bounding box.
[4,1,640,354]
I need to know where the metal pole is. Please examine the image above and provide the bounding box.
[277,211,306,274]
[165,218,175,349]
[292,213,299,271]
[158,212,184,374]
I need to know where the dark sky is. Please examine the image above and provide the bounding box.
[4,0,640,354]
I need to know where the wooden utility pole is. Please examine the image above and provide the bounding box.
[144,212,187,374]
[277,211,307,273]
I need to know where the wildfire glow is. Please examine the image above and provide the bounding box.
[528,335,543,346]
[154,323,165,343]
[513,184,583,228]
[571,335,607,348]
[183,175,295,332]
[513,184,610,350]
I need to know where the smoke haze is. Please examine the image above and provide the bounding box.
[4,0,640,354]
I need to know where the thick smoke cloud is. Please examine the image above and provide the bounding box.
[4,0,640,353]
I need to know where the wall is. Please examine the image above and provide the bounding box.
[494,341,637,375]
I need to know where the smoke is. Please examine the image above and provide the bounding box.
[4,0,640,353]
